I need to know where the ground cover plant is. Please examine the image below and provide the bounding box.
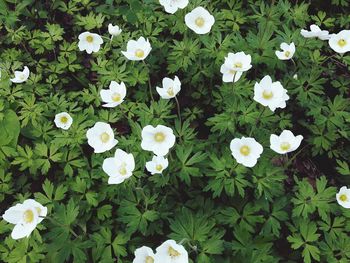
[0,0,350,262]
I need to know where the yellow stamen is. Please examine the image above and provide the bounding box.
[145,256,154,263]
[100,132,110,143]
[86,35,94,43]
[338,39,346,47]
[280,142,291,151]
[156,164,163,171]
[135,49,144,58]
[284,51,291,57]
[60,116,68,123]
[119,165,127,176]
[195,17,205,27]
[234,62,243,68]
[262,90,273,99]
[154,132,165,142]
[240,145,250,156]
[167,88,174,96]
[112,93,121,102]
[168,246,181,257]
[339,194,348,202]
[23,210,34,223]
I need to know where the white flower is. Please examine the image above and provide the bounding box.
[133,246,156,263]
[141,125,176,156]
[108,24,122,37]
[275,42,295,60]
[156,76,181,99]
[270,130,303,154]
[184,7,215,35]
[329,30,350,54]
[86,122,118,153]
[154,240,188,263]
[2,199,47,240]
[78,32,103,54]
[253,75,289,112]
[300,24,330,40]
[159,0,188,14]
[54,112,73,130]
[146,155,169,174]
[230,137,263,168]
[336,186,350,209]
[220,52,252,83]
[100,81,127,108]
[122,37,152,61]
[10,66,30,83]
[102,149,135,185]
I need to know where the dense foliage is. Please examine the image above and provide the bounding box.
[1,0,350,262]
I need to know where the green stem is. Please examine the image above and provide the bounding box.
[249,107,266,137]
[174,96,182,124]
[142,61,154,102]
[44,216,79,238]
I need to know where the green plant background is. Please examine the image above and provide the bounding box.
[0,0,350,262]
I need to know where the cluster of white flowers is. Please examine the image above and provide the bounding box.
[133,239,188,263]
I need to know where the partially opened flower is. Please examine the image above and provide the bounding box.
[86,122,118,153]
[253,75,289,112]
[336,186,350,209]
[230,137,263,168]
[141,125,176,156]
[329,30,350,54]
[156,76,181,99]
[275,42,295,60]
[185,7,215,35]
[78,32,103,54]
[122,37,152,61]
[220,52,252,83]
[159,0,188,14]
[270,130,303,154]
[301,24,330,40]
[133,246,156,263]
[146,155,169,174]
[100,81,127,108]
[102,149,135,184]
[154,240,189,263]
[10,66,30,83]
[2,199,47,240]
[54,112,73,130]
[108,24,122,37]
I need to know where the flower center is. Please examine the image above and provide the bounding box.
[60,116,68,123]
[240,145,250,156]
[280,142,291,151]
[167,87,174,96]
[23,209,34,223]
[86,35,94,43]
[112,93,121,102]
[154,132,165,142]
[262,90,273,99]
[156,164,163,171]
[284,51,290,57]
[145,256,154,263]
[168,246,181,258]
[338,39,347,47]
[339,194,348,202]
[36,207,42,214]
[20,74,26,80]
[135,49,145,58]
[234,62,243,68]
[119,164,127,176]
[100,132,110,143]
[195,17,205,27]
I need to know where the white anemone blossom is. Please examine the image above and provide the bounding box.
[336,186,350,209]
[159,0,188,14]
[78,32,103,54]
[100,81,127,108]
[10,66,30,83]
[122,37,152,61]
[270,130,303,154]
[86,122,118,153]
[301,24,330,40]
[156,76,181,99]
[54,112,73,130]
[102,149,135,185]
[141,125,176,156]
[154,239,189,263]
[220,51,252,83]
[275,42,295,60]
[2,199,47,240]
[133,246,156,263]
[253,75,289,112]
[329,30,350,54]
[185,7,215,35]
[108,24,122,37]
[146,155,169,174]
[230,137,263,168]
